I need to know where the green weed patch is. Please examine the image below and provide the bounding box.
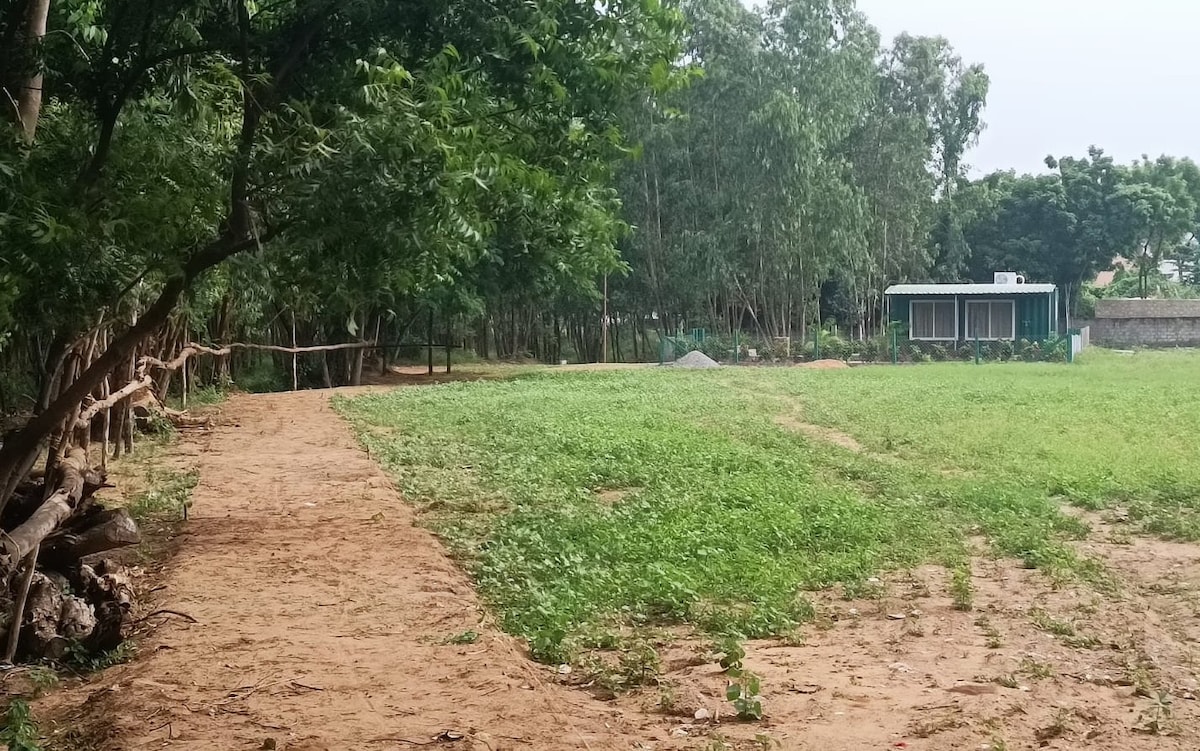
[336,350,1200,660]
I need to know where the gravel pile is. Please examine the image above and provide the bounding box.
[670,350,721,369]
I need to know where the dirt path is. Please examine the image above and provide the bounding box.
[54,390,653,750]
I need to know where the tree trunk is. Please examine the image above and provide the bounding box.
[322,352,333,389]
[15,0,50,142]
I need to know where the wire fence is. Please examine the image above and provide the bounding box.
[662,329,1074,365]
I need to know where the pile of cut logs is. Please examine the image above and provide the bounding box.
[0,346,207,663]
[1,447,138,660]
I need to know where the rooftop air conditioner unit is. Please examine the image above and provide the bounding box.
[993,272,1025,285]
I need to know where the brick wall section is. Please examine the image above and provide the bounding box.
[1093,299,1200,347]
[1095,299,1200,319]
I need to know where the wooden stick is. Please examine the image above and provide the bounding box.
[3,546,39,662]
[137,609,198,625]
[74,376,153,429]
[138,341,375,373]
[100,329,111,471]
[291,312,298,391]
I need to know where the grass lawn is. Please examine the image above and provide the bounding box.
[335,349,1200,662]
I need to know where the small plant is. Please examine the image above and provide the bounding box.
[975,616,1003,649]
[1134,690,1176,735]
[445,630,480,645]
[619,639,661,687]
[1029,607,1075,637]
[726,670,764,720]
[128,468,199,522]
[716,636,746,672]
[1034,709,1072,743]
[843,578,885,601]
[949,565,973,611]
[1127,659,1158,698]
[66,641,135,672]
[577,636,663,695]
[1019,657,1054,680]
[1,699,42,751]
[713,636,764,720]
[656,682,678,713]
[27,666,58,697]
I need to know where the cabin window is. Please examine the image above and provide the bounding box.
[965,300,1015,340]
[910,300,956,340]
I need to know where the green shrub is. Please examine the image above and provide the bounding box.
[1043,337,1069,363]
[858,337,885,362]
[1,700,41,751]
[699,335,734,362]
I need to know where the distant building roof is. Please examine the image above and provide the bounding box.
[885,283,1057,296]
[1094,256,1130,288]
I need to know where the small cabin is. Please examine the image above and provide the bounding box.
[885,273,1059,343]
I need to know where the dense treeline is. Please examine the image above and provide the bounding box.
[958,151,1200,312]
[615,0,988,343]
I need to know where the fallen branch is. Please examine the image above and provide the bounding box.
[139,340,376,376]
[75,376,154,429]
[198,341,376,355]
[137,609,198,625]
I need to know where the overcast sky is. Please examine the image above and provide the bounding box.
[754,0,1200,176]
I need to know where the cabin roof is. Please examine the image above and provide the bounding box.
[884,283,1057,296]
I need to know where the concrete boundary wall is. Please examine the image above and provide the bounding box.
[1093,299,1200,347]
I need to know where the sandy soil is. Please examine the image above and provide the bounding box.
[35,385,1200,751]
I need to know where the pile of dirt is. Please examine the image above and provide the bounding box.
[670,350,721,369]
[800,359,850,370]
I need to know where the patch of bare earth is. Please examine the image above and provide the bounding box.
[797,359,851,370]
[625,552,1200,750]
[772,414,865,453]
[594,488,642,506]
[35,387,1200,751]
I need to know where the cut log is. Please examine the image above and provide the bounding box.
[42,508,141,567]
[79,561,134,651]
[79,561,135,612]
[22,571,96,661]
[2,489,72,566]
[0,448,91,569]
